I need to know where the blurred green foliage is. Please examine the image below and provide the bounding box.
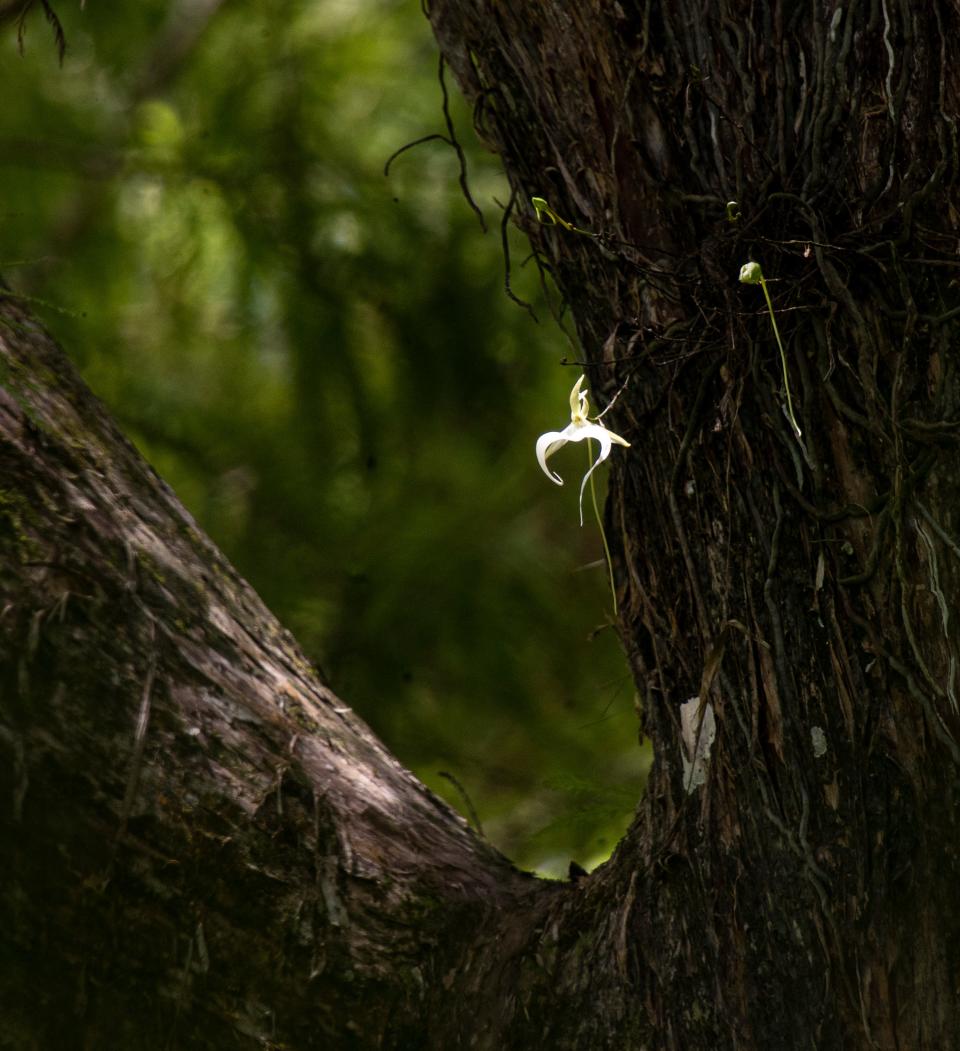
[0,0,648,874]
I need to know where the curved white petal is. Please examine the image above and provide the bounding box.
[535,429,570,485]
[576,428,614,525]
[561,422,613,449]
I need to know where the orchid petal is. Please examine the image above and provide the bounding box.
[535,378,631,521]
[575,427,614,526]
[565,422,629,450]
[568,375,586,418]
[535,428,572,485]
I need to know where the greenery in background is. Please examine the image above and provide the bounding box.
[0,0,649,874]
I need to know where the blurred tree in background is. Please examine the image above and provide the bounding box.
[0,0,647,873]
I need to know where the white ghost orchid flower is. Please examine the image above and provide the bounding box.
[535,375,630,525]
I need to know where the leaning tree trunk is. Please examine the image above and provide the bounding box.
[4,1,960,1047]
[0,296,546,1049]
[425,0,960,1047]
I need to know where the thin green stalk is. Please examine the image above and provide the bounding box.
[739,260,803,442]
[587,439,618,617]
[758,273,802,440]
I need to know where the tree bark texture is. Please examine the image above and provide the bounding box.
[0,297,547,1048]
[427,0,960,1048]
[4,0,960,1047]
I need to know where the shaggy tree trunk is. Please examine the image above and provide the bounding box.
[427,0,960,1047]
[431,0,958,1046]
[0,295,551,1049]
[3,0,960,1047]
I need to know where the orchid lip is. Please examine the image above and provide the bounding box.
[535,375,630,524]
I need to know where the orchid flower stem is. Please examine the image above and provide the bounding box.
[587,439,618,618]
[758,273,802,440]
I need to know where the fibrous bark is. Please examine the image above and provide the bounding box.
[5,0,960,1046]
[426,0,960,1047]
[0,295,546,1049]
